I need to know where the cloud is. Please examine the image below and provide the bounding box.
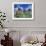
[26,6,32,11]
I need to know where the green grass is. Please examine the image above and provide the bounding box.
[14,11,32,18]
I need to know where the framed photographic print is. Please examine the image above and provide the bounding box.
[12,2,34,20]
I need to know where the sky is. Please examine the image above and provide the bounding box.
[14,4,32,10]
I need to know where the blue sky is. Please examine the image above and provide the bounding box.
[14,4,32,10]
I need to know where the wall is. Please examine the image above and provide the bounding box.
[0,0,46,46]
[0,0,46,28]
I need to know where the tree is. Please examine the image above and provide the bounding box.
[0,11,6,28]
